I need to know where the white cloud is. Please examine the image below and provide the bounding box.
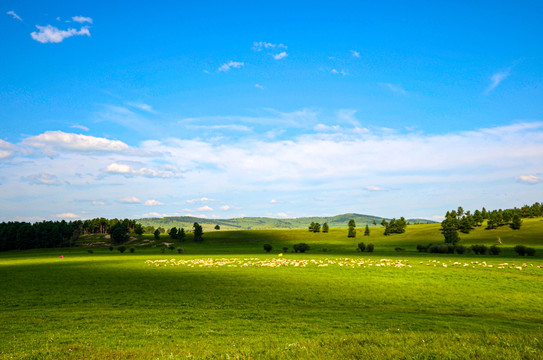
[0,139,16,159]
[351,50,360,58]
[254,84,264,90]
[484,69,511,95]
[24,131,131,155]
[365,186,384,191]
[315,124,342,132]
[273,52,288,60]
[31,25,90,43]
[119,196,141,204]
[92,201,105,206]
[518,175,542,184]
[220,205,231,211]
[70,125,89,131]
[21,173,63,186]
[7,11,22,21]
[275,212,288,218]
[144,199,164,206]
[56,213,78,219]
[188,124,252,132]
[102,163,178,178]
[72,16,93,24]
[270,199,279,203]
[218,61,244,72]
[186,197,215,203]
[381,83,407,95]
[253,41,287,51]
[197,205,214,211]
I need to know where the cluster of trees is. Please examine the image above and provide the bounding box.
[441,203,542,244]
[381,217,407,235]
[308,222,329,233]
[167,227,186,241]
[0,218,144,251]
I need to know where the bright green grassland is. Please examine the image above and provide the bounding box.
[1,220,542,359]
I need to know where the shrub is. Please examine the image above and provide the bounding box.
[395,247,405,252]
[429,244,454,254]
[489,245,501,255]
[160,248,165,253]
[471,245,488,255]
[177,248,184,254]
[282,247,288,253]
[263,244,272,253]
[454,245,467,254]
[129,247,135,253]
[117,246,126,253]
[416,244,428,252]
[109,246,114,251]
[293,243,310,253]
[87,249,94,254]
[357,242,366,252]
[514,245,527,256]
[168,245,175,251]
[366,243,374,252]
[322,247,328,252]
[526,247,536,256]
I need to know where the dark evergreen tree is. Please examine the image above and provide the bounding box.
[322,222,329,233]
[364,224,370,236]
[510,214,522,230]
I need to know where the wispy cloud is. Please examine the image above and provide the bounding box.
[273,52,288,60]
[254,84,264,90]
[218,61,244,72]
[518,175,542,184]
[70,125,89,132]
[253,41,287,51]
[220,205,231,210]
[126,102,155,113]
[31,25,90,43]
[24,131,132,156]
[72,16,92,24]
[351,50,360,58]
[197,205,214,211]
[21,173,63,186]
[7,11,22,21]
[365,186,384,191]
[102,163,179,178]
[56,213,79,219]
[144,199,164,206]
[381,83,408,95]
[119,196,141,204]
[483,69,511,95]
[330,69,347,76]
[186,197,215,204]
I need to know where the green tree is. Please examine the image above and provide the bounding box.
[168,227,178,240]
[110,222,129,245]
[347,225,356,238]
[134,223,144,236]
[348,219,356,227]
[322,222,329,233]
[153,229,160,240]
[193,222,203,243]
[510,214,522,230]
[441,213,460,245]
[364,224,370,236]
[214,224,220,230]
[178,228,186,241]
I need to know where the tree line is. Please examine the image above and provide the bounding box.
[441,202,543,244]
[0,218,144,252]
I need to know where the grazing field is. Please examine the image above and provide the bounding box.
[1,221,543,359]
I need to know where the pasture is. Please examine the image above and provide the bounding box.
[1,220,542,359]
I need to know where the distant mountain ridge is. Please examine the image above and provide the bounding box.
[137,213,434,230]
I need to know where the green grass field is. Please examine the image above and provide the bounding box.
[1,220,542,359]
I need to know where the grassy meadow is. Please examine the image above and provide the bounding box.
[1,220,543,359]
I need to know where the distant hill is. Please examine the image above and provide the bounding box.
[137,213,434,231]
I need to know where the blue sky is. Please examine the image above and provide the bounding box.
[1,1,542,222]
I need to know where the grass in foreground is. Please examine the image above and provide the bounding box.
[1,248,542,359]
